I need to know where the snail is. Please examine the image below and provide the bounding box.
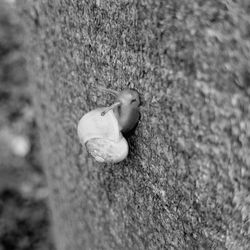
[77,87,140,163]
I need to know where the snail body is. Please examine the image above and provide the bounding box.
[77,88,140,163]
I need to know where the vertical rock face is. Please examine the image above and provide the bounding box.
[16,0,250,249]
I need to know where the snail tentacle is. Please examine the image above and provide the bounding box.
[101,102,121,116]
[97,86,119,96]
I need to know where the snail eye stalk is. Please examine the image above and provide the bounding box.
[101,102,121,116]
[98,86,119,97]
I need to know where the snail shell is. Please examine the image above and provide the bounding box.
[77,108,128,163]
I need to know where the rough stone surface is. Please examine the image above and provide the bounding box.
[15,0,250,249]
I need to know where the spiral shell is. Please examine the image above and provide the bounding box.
[77,108,128,163]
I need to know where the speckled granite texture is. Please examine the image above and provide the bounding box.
[19,0,250,249]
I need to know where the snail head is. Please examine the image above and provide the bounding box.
[98,87,140,133]
[116,89,140,109]
[99,87,140,115]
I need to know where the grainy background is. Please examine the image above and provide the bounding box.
[1,0,250,249]
[0,1,54,249]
